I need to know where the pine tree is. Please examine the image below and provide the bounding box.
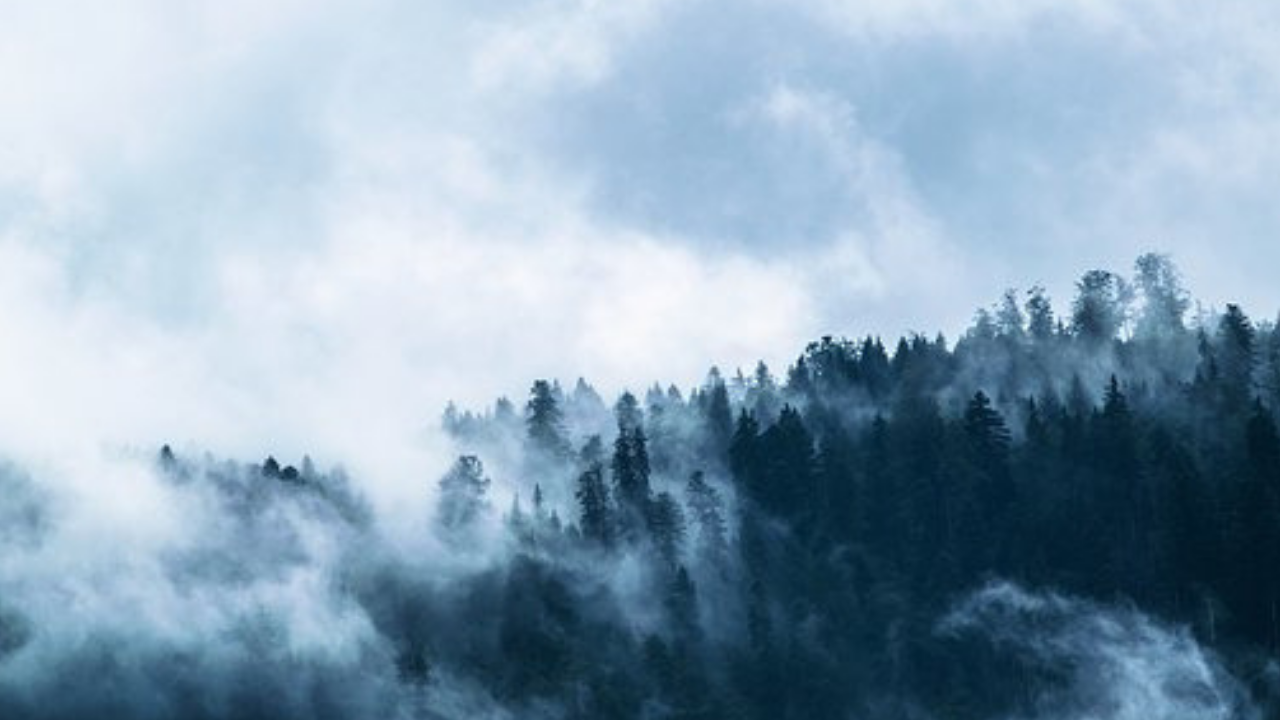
[527,379,570,459]
[1133,252,1189,339]
[962,391,1014,515]
[1071,270,1130,346]
[755,406,816,521]
[575,436,612,546]
[1232,402,1280,649]
[995,289,1026,342]
[1217,305,1255,413]
[437,455,491,532]
[612,393,652,542]
[703,368,734,460]
[665,566,700,643]
[648,492,687,566]
[1025,285,1056,342]
[686,471,728,565]
[729,410,760,492]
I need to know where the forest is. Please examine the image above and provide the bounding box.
[1,252,1278,719]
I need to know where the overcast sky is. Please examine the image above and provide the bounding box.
[2,0,1279,489]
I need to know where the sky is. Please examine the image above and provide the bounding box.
[2,0,1280,494]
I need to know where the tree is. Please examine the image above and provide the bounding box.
[754,405,817,521]
[1025,285,1056,342]
[686,471,728,565]
[702,368,734,459]
[261,456,281,478]
[817,428,860,542]
[995,289,1026,342]
[962,391,1013,503]
[437,455,491,532]
[1098,375,1136,477]
[568,377,609,427]
[1152,428,1220,619]
[665,566,700,643]
[1261,320,1280,411]
[1217,304,1255,413]
[1246,399,1280,488]
[1133,253,1189,339]
[1071,270,1131,346]
[612,393,652,542]
[158,444,178,473]
[648,492,687,566]
[968,308,997,343]
[527,380,570,459]
[729,410,761,493]
[859,337,893,399]
[1231,402,1280,649]
[575,436,612,546]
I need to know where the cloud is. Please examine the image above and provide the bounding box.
[5,4,1280,717]
[941,582,1258,720]
[1,0,1280,498]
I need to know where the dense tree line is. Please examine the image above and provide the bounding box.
[24,252,1267,718]
[437,253,1280,718]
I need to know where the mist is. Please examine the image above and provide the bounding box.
[5,1,1280,718]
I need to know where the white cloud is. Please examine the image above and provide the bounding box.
[752,82,971,328]
[470,0,673,93]
[789,0,1132,42]
[0,0,1279,505]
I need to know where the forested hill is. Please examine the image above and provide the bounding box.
[4,253,1278,719]
[435,253,1279,718]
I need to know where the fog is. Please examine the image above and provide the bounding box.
[3,1,1280,718]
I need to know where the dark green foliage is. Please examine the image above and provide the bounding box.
[426,259,1280,716]
[1070,269,1129,345]
[686,471,728,567]
[118,256,1280,720]
[527,379,571,459]
[575,436,612,546]
[648,491,687,566]
[701,369,734,460]
[1217,305,1256,413]
[750,406,816,524]
[1134,252,1190,339]
[436,455,490,532]
[612,392,652,543]
[1025,285,1056,342]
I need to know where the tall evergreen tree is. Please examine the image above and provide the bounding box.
[1217,304,1256,413]
[686,471,728,566]
[1133,252,1190,339]
[754,406,817,522]
[1071,270,1130,346]
[1025,285,1056,342]
[703,368,734,460]
[648,492,687,566]
[612,392,652,542]
[995,290,1026,342]
[437,455,491,533]
[527,379,570,459]
[729,410,761,493]
[962,391,1014,516]
[1232,401,1280,650]
[575,436,612,546]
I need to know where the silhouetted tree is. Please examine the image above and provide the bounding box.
[1071,270,1130,345]
[437,455,491,532]
[1134,252,1190,339]
[575,436,612,546]
[612,393,652,542]
[1025,285,1056,342]
[527,379,570,460]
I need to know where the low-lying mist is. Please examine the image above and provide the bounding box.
[0,253,1277,719]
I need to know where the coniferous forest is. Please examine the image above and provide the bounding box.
[5,252,1280,719]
